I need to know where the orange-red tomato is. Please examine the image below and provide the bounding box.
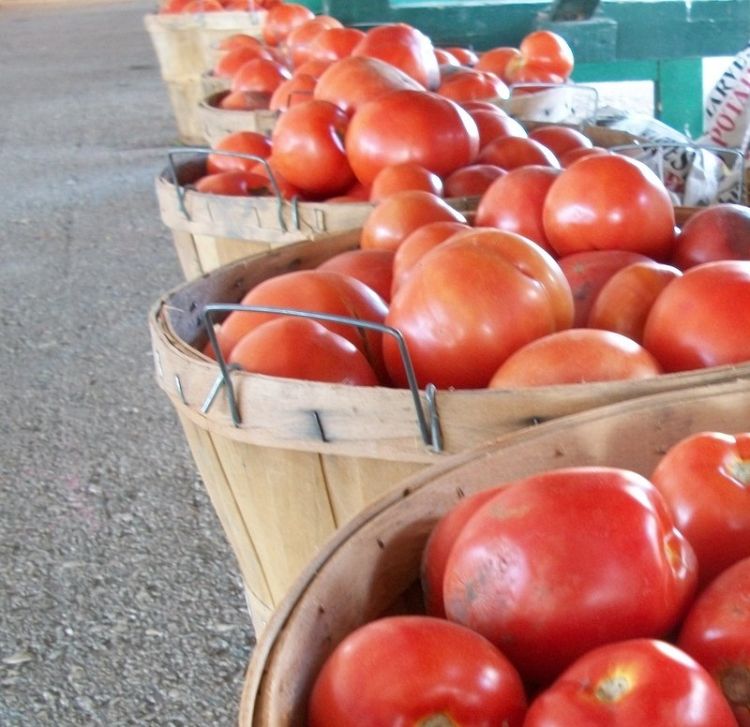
[206,130,272,174]
[477,135,560,170]
[434,48,460,67]
[317,248,395,303]
[443,163,506,198]
[215,33,264,53]
[284,15,342,68]
[369,162,444,202]
[467,108,527,149]
[213,44,273,78]
[587,260,683,344]
[475,46,523,83]
[543,154,676,260]
[193,170,269,196]
[528,124,593,158]
[218,89,272,110]
[437,68,509,102]
[519,29,574,79]
[268,72,316,110]
[643,260,750,371]
[383,227,574,389]
[229,317,380,385]
[488,328,663,387]
[262,2,315,46]
[351,22,440,90]
[444,46,480,67]
[346,90,480,186]
[475,165,561,252]
[230,57,292,95]
[559,144,610,167]
[270,99,355,198]
[361,189,467,253]
[306,26,365,64]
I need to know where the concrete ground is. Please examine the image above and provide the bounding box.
[0,1,254,724]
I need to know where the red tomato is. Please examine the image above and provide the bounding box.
[444,46,480,67]
[542,154,676,259]
[672,203,750,269]
[475,165,561,252]
[384,227,574,389]
[488,328,662,387]
[215,33,264,53]
[524,639,738,726]
[643,260,750,371]
[214,269,388,378]
[351,22,440,90]
[308,615,528,727]
[261,2,315,46]
[270,99,355,198]
[285,15,342,68]
[558,144,610,167]
[475,46,523,83]
[528,124,593,158]
[519,30,574,79]
[678,556,750,726]
[434,47,460,66]
[360,189,466,253]
[557,249,653,328]
[437,68,509,102]
[230,57,292,95]
[178,0,223,12]
[477,135,560,170]
[369,162,444,202]
[317,248,395,303]
[206,131,272,174]
[443,467,698,686]
[193,170,268,196]
[467,107,527,149]
[345,89,480,186]
[249,156,303,200]
[443,163,506,198]
[421,486,505,618]
[213,44,273,78]
[306,26,365,64]
[292,57,333,80]
[390,220,471,296]
[218,89,272,111]
[229,317,379,385]
[313,55,424,118]
[587,260,682,344]
[651,431,750,587]
[268,72,316,111]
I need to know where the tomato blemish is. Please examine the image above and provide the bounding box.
[720,664,750,706]
[418,713,459,727]
[595,673,631,703]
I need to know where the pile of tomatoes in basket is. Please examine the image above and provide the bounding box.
[308,432,750,726]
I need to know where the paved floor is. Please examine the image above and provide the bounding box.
[0,1,254,724]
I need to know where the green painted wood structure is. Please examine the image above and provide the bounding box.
[304,0,750,137]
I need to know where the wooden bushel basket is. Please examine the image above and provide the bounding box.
[144,10,266,144]
[197,91,280,147]
[149,235,750,634]
[155,151,375,279]
[238,378,750,726]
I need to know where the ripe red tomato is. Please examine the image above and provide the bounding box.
[268,72,317,111]
[444,46,480,67]
[671,203,750,269]
[261,2,315,46]
[345,89,480,186]
[443,163,506,198]
[421,486,505,618]
[587,260,682,344]
[360,189,466,253]
[383,227,574,389]
[642,260,750,371]
[477,135,560,170]
[285,15,342,68]
[390,220,471,296]
[270,99,355,198]
[292,57,333,80]
[317,248,395,303]
[193,170,268,196]
[218,89,271,111]
[308,615,528,727]
[443,467,698,686]
[213,44,273,78]
[434,47,460,66]
[216,34,263,53]
[369,162,444,202]
[306,26,366,64]
[488,328,662,387]
[524,639,738,726]
[519,30,574,79]
[558,144,610,167]
[206,131,272,174]
[557,249,653,328]
[542,154,676,259]
[528,124,593,158]
[230,57,292,95]
[214,269,388,380]
[475,46,523,83]
[651,431,750,587]
[475,165,561,252]
[437,68,509,102]
[466,107,527,149]
[351,22,440,90]
[249,156,303,200]
[678,556,750,726]
[229,317,379,385]
[313,55,424,118]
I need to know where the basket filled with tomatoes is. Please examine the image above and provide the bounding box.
[238,378,750,726]
[150,163,750,632]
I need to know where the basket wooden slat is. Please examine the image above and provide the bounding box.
[149,235,750,634]
[239,379,750,726]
